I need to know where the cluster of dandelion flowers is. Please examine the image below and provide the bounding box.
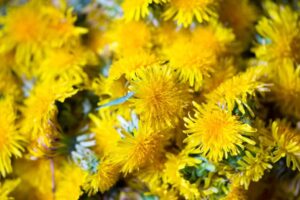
[2,0,300,199]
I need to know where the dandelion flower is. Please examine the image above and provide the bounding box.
[192,21,235,55]
[163,150,202,199]
[271,120,300,171]
[232,150,272,189]
[271,61,300,119]
[129,65,191,128]
[202,58,236,93]
[109,51,158,80]
[37,46,97,84]
[253,2,300,64]
[92,75,128,100]
[0,1,87,68]
[0,53,22,99]
[110,125,165,174]
[163,0,218,27]
[106,20,152,55]
[89,110,121,156]
[122,0,167,21]
[21,80,77,157]
[0,97,24,177]
[83,157,120,195]
[205,66,269,114]
[184,103,256,162]
[165,33,215,91]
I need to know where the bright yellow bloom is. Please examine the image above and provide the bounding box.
[163,0,218,27]
[92,75,128,100]
[21,80,78,157]
[0,53,23,99]
[253,2,300,64]
[164,33,215,91]
[0,97,24,177]
[271,120,300,171]
[106,20,152,56]
[164,22,234,90]
[184,103,256,162]
[0,1,87,69]
[192,21,235,55]
[137,156,179,200]
[232,150,272,189]
[203,58,236,93]
[129,65,191,129]
[89,110,121,156]
[163,150,202,199]
[56,163,87,200]
[109,51,158,80]
[0,179,20,200]
[271,61,300,119]
[37,45,97,85]
[205,66,269,114]
[83,158,120,195]
[110,125,165,174]
[122,0,167,21]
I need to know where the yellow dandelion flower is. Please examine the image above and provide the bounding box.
[141,167,179,200]
[106,20,152,55]
[129,65,191,129]
[37,46,97,84]
[0,179,20,200]
[0,1,87,68]
[89,110,121,156]
[202,58,236,93]
[205,66,269,114]
[56,163,87,200]
[232,150,272,189]
[184,103,256,162]
[219,0,258,47]
[271,120,300,171]
[163,150,202,199]
[164,31,216,90]
[0,97,24,177]
[154,22,184,49]
[111,125,165,174]
[92,75,128,99]
[192,21,235,55]
[21,80,78,156]
[91,75,132,113]
[253,2,300,64]
[0,1,46,64]
[0,60,22,99]
[271,61,300,119]
[163,0,218,27]
[122,0,167,21]
[137,156,179,199]
[83,158,120,195]
[109,51,158,80]
[45,7,87,47]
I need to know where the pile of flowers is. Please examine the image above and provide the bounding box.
[1,0,300,199]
